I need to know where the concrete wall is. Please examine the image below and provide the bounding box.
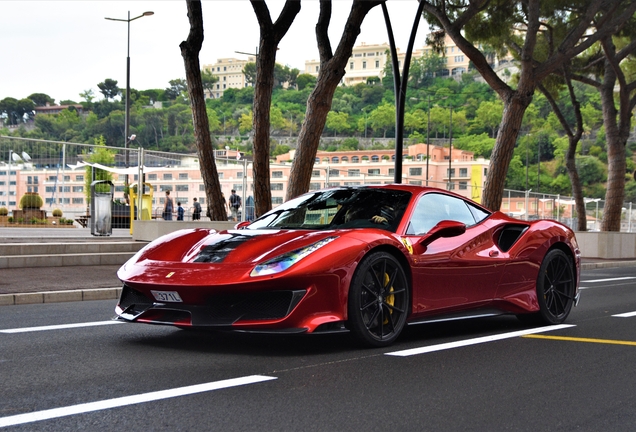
[575,232,636,259]
[132,220,237,242]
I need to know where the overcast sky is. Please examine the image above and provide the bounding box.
[0,0,430,104]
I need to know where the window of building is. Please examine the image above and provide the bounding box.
[312,170,320,177]
[75,175,83,181]
[271,183,284,191]
[160,185,173,192]
[72,198,84,204]
[460,168,468,177]
[349,62,354,70]
[73,186,83,193]
[148,174,157,180]
[459,181,468,190]
[272,197,284,205]
[371,155,379,162]
[309,183,321,190]
[176,185,189,192]
[237,172,243,179]
[163,173,172,180]
[409,167,422,176]
[368,169,380,175]
[332,157,339,163]
[352,156,359,163]
[448,182,455,190]
[199,184,205,191]
[233,184,243,191]
[341,156,349,162]
[272,171,283,178]
[328,169,339,177]
[64,175,70,181]
[447,168,456,178]
[49,176,57,181]
[362,61,367,69]
[179,173,188,180]
[327,182,340,187]
[349,169,360,177]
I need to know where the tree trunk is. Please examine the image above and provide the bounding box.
[180,0,226,221]
[250,1,301,217]
[286,0,381,201]
[481,92,531,211]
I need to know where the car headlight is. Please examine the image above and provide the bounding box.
[250,237,337,277]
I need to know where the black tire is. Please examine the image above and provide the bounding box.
[348,252,409,347]
[518,249,575,325]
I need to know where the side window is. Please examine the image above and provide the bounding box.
[467,202,490,224]
[407,193,477,235]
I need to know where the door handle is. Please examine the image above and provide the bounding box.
[489,250,499,257]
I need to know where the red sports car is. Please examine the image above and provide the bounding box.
[115,185,580,347]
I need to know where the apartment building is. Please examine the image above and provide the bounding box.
[0,144,489,219]
[202,56,256,99]
[305,35,474,84]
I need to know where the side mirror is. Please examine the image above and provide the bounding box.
[235,221,251,230]
[420,220,466,248]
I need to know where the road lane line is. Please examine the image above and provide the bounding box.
[523,334,636,346]
[0,375,277,428]
[0,321,122,334]
[385,324,575,357]
[612,311,636,318]
[581,277,636,283]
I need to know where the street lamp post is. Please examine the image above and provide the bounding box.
[448,105,453,191]
[426,96,430,186]
[105,10,154,187]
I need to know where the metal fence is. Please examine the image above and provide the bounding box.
[0,135,632,231]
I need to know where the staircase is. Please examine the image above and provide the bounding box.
[0,240,147,268]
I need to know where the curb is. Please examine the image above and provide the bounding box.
[581,261,636,270]
[0,287,122,307]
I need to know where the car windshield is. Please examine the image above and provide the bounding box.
[246,187,412,232]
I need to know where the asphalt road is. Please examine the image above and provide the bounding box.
[1,266,635,431]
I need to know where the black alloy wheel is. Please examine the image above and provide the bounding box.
[518,248,576,325]
[348,251,409,347]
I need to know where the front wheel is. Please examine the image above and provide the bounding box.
[348,252,409,347]
[518,249,575,325]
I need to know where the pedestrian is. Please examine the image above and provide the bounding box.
[163,190,173,221]
[229,189,241,221]
[177,202,184,221]
[192,197,201,220]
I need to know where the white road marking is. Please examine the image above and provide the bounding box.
[581,277,636,283]
[612,311,636,318]
[0,321,122,334]
[385,324,575,357]
[0,375,277,428]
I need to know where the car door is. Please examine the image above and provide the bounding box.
[403,192,505,316]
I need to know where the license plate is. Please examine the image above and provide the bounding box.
[151,290,183,302]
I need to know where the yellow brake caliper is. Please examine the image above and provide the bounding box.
[383,273,394,324]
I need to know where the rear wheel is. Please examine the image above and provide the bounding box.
[518,249,575,325]
[348,252,409,347]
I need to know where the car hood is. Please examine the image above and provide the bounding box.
[128,228,342,266]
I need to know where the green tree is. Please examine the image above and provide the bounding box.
[326,111,351,136]
[474,100,503,138]
[296,73,316,90]
[97,79,120,101]
[27,93,55,106]
[164,79,188,100]
[422,0,636,211]
[369,103,395,138]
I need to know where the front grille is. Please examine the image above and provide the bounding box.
[206,290,306,322]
